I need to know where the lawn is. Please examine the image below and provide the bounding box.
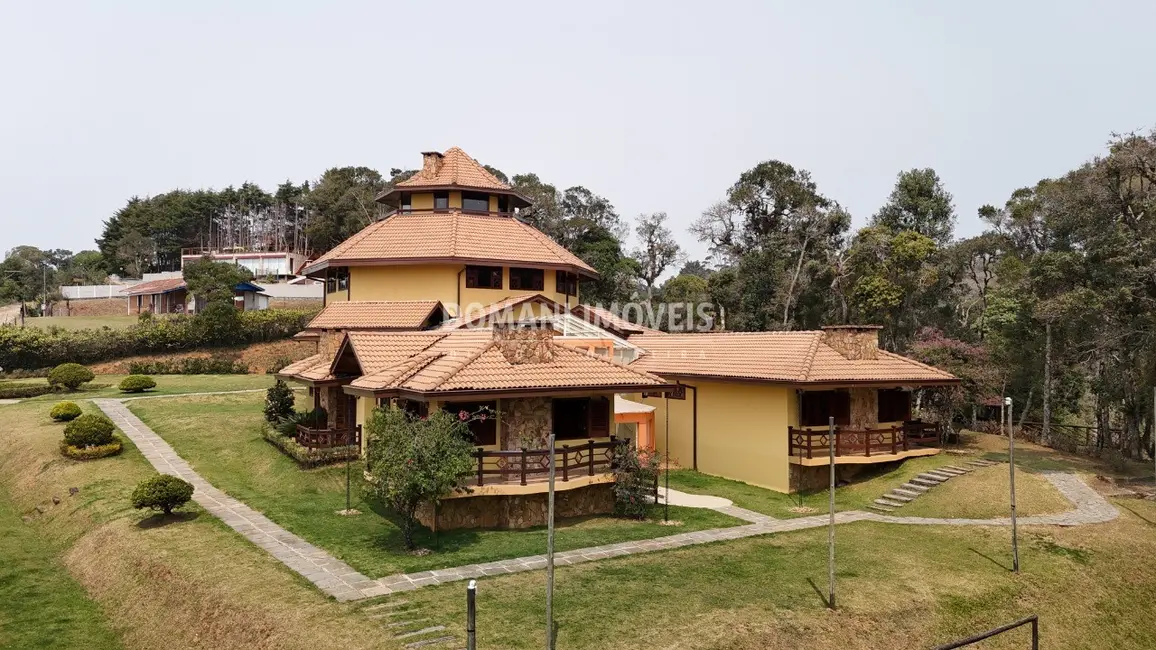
[901,463,1072,518]
[129,393,742,577]
[24,315,139,330]
[11,373,278,401]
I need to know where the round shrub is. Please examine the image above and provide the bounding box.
[47,363,95,391]
[118,375,157,393]
[131,474,194,515]
[50,401,83,422]
[63,413,117,447]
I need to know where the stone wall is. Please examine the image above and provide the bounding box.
[849,387,878,429]
[54,298,128,317]
[416,483,614,530]
[790,462,891,493]
[821,325,881,360]
[500,397,553,449]
[493,323,555,364]
[269,297,323,311]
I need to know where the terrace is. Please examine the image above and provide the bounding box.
[788,420,942,465]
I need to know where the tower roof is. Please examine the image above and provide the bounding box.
[378,147,531,208]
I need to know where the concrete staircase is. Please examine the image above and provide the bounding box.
[868,459,1000,513]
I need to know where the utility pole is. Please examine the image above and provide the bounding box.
[545,434,557,650]
[1006,396,1019,573]
[664,395,670,523]
[827,416,836,609]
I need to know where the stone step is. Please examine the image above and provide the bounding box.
[942,465,971,472]
[891,488,923,498]
[883,493,913,503]
[365,600,410,612]
[935,467,966,475]
[404,636,456,649]
[924,470,955,479]
[899,483,929,493]
[915,474,945,483]
[388,618,431,629]
[868,504,895,513]
[396,625,447,640]
[910,478,941,488]
[874,498,906,508]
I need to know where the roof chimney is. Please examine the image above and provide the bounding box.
[421,151,444,177]
[821,325,882,360]
[493,323,555,364]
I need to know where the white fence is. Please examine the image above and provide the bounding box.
[60,285,135,299]
[254,283,323,299]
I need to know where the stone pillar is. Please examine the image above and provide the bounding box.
[821,325,882,360]
[500,397,553,450]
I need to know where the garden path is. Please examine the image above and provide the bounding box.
[93,397,1120,603]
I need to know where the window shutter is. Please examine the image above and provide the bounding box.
[589,396,610,438]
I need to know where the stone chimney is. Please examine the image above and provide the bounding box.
[420,151,444,177]
[493,323,555,364]
[821,325,882,360]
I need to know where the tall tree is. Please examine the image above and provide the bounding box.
[871,168,956,245]
[632,212,682,299]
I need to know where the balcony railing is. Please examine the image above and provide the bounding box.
[788,421,941,459]
[471,438,622,486]
[296,424,360,450]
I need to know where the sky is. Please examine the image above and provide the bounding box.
[2,0,1154,263]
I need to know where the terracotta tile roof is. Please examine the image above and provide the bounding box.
[123,278,186,296]
[344,330,667,395]
[344,331,459,374]
[307,300,443,330]
[572,304,662,336]
[394,147,511,192]
[440,294,561,329]
[277,354,335,383]
[629,332,957,385]
[301,211,596,277]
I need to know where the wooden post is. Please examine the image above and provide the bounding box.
[521,448,528,486]
[466,580,477,650]
[828,416,836,609]
[587,439,595,476]
[476,448,484,486]
[1008,395,1017,571]
[545,434,557,650]
[562,446,569,482]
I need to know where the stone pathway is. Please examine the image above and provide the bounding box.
[869,459,1000,512]
[93,397,1121,604]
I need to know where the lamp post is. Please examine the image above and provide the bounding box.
[1006,396,1019,573]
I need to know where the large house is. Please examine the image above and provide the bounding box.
[278,146,957,527]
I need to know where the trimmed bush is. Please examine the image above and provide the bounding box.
[63,413,117,447]
[47,363,95,391]
[264,380,295,423]
[50,401,83,422]
[128,356,249,375]
[0,383,57,399]
[60,438,123,460]
[131,474,194,514]
[118,375,157,393]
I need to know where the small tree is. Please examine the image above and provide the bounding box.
[131,474,194,515]
[612,443,660,520]
[365,407,477,550]
[118,375,157,393]
[47,363,95,391]
[264,380,296,423]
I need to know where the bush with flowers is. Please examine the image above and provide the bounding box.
[612,442,660,520]
[364,405,480,550]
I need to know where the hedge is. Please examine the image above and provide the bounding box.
[0,383,57,399]
[60,438,123,460]
[118,375,157,393]
[128,356,249,375]
[0,308,316,370]
[260,423,359,468]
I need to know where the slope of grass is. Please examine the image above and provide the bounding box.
[900,463,1072,518]
[129,393,741,578]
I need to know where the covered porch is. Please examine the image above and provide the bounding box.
[788,420,941,465]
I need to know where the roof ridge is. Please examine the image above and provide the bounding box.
[555,344,665,381]
[310,217,387,267]
[800,332,824,382]
[425,340,498,390]
[512,217,585,266]
[876,349,955,377]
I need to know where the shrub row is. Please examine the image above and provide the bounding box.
[0,383,58,399]
[129,356,249,375]
[60,439,123,460]
[260,423,358,468]
[0,309,316,370]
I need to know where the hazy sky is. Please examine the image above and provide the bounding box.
[2,1,1154,263]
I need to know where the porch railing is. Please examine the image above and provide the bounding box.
[788,421,941,459]
[296,424,360,450]
[472,437,622,486]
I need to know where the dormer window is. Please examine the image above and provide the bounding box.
[510,267,544,291]
[434,191,449,210]
[462,191,489,213]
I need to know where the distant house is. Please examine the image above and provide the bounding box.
[123,278,270,314]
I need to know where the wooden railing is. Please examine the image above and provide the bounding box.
[1017,421,1122,454]
[472,438,621,486]
[788,421,941,459]
[296,424,360,450]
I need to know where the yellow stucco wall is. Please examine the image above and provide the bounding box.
[348,264,571,314]
[643,380,796,493]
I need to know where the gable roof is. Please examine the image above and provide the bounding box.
[629,332,957,386]
[337,330,668,396]
[123,278,187,296]
[300,211,597,277]
[307,300,444,331]
[395,147,511,192]
[277,353,336,383]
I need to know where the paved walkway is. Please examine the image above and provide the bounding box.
[93,397,1120,602]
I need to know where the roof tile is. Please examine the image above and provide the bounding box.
[307,300,442,330]
[394,147,512,191]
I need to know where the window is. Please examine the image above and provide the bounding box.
[878,389,911,423]
[462,191,490,212]
[800,391,850,427]
[434,191,449,210]
[336,269,349,291]
[465,265,503,289]
[326,274,337,293]
[509,267,544,291]
[400,193,412,211]
[399,399,428,419]
[552,397,610,440]
[555,271,578,296]
[442,401,497,446]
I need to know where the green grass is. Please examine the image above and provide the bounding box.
[24,315,139,330]
[0,487,122,649]
[129,393,741,578]
[14,374,277,401]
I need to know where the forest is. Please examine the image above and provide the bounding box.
[3,129,1156,461]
